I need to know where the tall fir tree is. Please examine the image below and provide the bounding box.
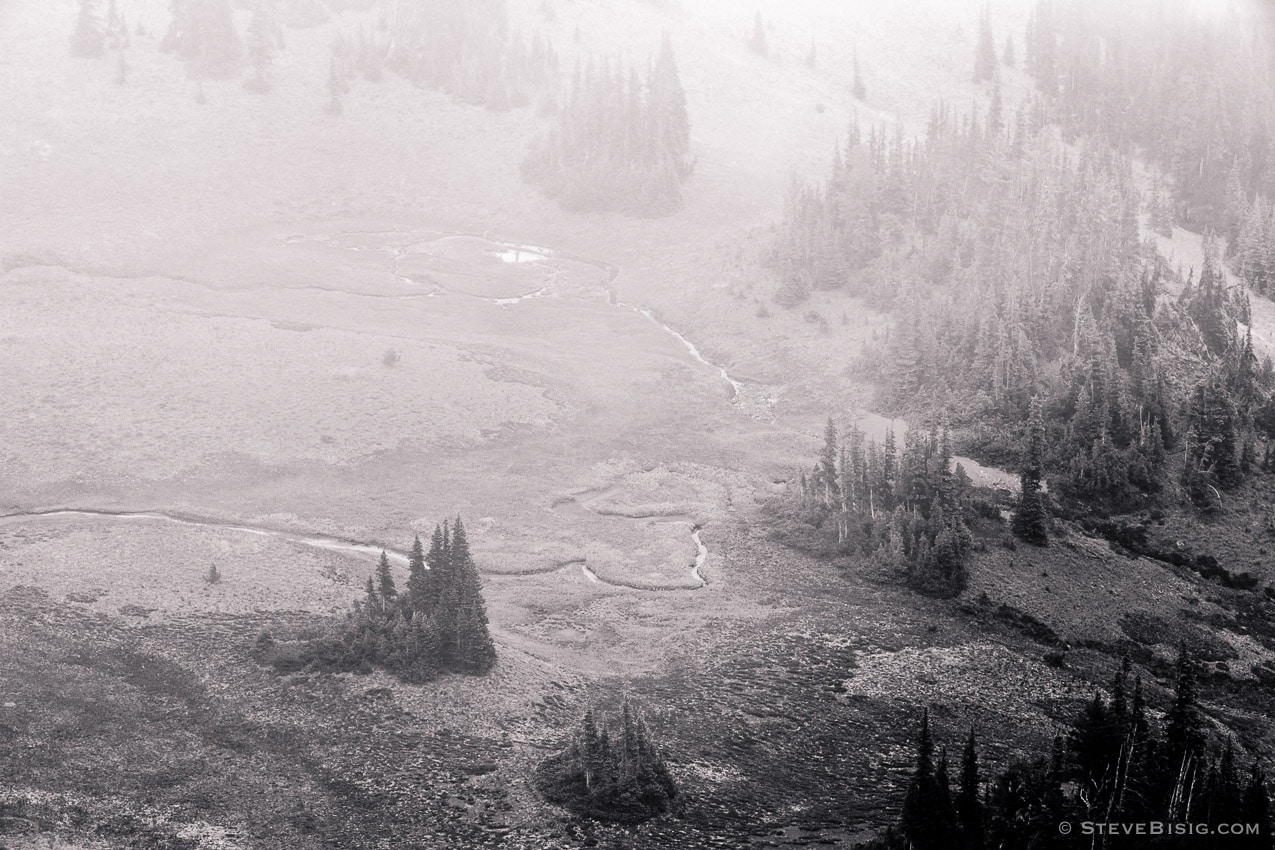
[748,11,767,57]
[71,0,106,57]
[375,550,397,603]
[957,727,986,850]
[974,4,998,82]
[1012,396,1049,544]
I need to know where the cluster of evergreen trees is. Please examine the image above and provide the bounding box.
[1019,0,1275,312]
[71,0,130,59]
[1232,197,1275,296]
[775,419,976,596]
[383,0,559,109]
[535,697,679,824]
[774,82,1275,516]
[521,33,692,216]
[161,0,244,79]
[285,517,496,682]
[870,650,1271,850]
[1021,0,1275,232]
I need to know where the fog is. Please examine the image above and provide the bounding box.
[2,0,1275,847]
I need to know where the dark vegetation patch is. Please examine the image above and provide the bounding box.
[958,596,1063,648]
[1117,612,1239,662]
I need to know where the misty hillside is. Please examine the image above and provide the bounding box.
[2,0,1275,849]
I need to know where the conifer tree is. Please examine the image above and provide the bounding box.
[406,533,428,611]
[1012,396,1048,544]
[327,55,349,114]
[957,728,985,850]
[244,1,274,93]
[1162,643,1206,819]
[71,0,106,57]
[1242,763,1272,850]
[376,550,397,603]
[163,0,243,79]
[1003,34,1015,68]
[974,5,998,82]
[535,697,678,822]
[852,50,866,101]
[901,709,955,849]
[748,12,767,57]
[444,517,496,674]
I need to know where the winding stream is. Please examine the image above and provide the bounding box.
[0,507,710,592]
[0,508,413,566]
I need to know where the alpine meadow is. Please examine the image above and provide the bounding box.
[4,0,1275,848]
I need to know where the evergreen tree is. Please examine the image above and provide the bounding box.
[162,0,243,79]
[1242,763,1272,850]
[748,12,767,57]
[1003,34,1015,68]
[375,550,397,604]
[973,4,997,83]
[957,728,985,850]
[406,533,428,612]
[443,517,496,674]
[1012,396,1048,544]
[327,55,349,114]
[852,50,866,101]
[71,0,106,57]
[900,709,955,849]
[1162,643,1206,819]
[244,1,274,92]
[535,697,678,823]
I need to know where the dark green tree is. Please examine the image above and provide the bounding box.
[406,533,428,611]
[443,517,496,674]
[957,728,985,850]
[1012,396,1049,544]
[375,550,397,603]
[900,709,956,849]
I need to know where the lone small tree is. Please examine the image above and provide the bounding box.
[204,563,222,584]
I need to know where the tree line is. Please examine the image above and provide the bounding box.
[865,649,1271,850]
[1020,0,1274,233]
[773,88,1275,519]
